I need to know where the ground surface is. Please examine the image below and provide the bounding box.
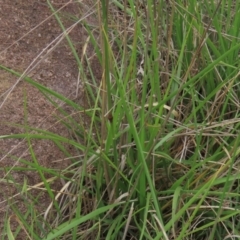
[0,1,98,237]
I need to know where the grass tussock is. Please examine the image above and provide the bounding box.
[1,0,240,239]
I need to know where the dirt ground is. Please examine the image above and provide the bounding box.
[0,0,99,238]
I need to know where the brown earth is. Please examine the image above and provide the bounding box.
[0,1,100,238]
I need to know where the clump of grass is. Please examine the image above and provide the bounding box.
[1,0,240,239]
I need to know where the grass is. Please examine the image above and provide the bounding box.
[1,0,240,239]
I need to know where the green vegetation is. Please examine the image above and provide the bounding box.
[1,0,240,239]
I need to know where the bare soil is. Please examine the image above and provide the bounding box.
[0,1,99,238]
